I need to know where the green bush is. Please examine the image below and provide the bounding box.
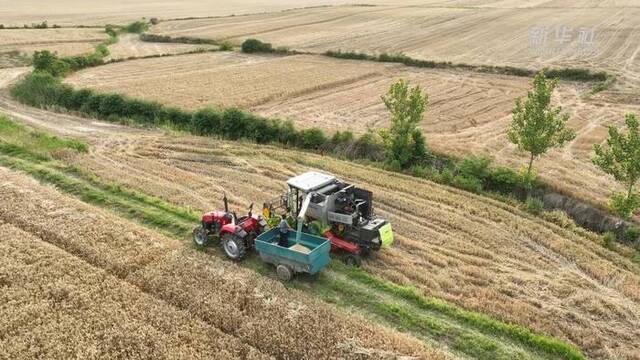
[241,38,273,53]
[408,165,429,178]
[452,175,483,193]
[609,193,640,219]
[298,128,327,149]
[485,166,522,194]
[94,43,110,57]
[220,107,250,140]
[191,108,222,135]
[602,231,616,249]
[139,33,217,45]
[459,155,491,179]
[325,50,373,61]
[122,20,149,34]
[105,24,118,38]
[543,67,608,82]
[331,130,355,144]
[160,107,191,128]
[523,197,545,215]
[219,41,234,51]
[9,71,66,107]
[32,50,70,77]
[623,227,640,244]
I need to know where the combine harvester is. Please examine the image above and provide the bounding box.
[263,172,394,266]
[192,171,393,280]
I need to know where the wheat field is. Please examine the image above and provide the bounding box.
[2,94,638,359]
[0,166,447,360]
[151,3,640,92]
[0,28,105,57]
[64,51,637,209]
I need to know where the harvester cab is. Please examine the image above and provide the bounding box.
[266,171,394,266]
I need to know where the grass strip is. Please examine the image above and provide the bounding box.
[340,265,585,360]
[0,155,192,238]
[317,275,530,360]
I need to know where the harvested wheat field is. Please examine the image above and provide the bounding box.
[152,3,640,89]
[106,34,216,60]
[0,166,447,360]
[66,52,391,108]
[0,0,402,27]
[64,50,635,208]
[1,90,639,359]
[0,28,105,57]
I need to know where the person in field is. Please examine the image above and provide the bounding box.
[278,216,289,247]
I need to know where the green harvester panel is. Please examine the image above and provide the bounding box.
[379,223,394,248]
[255,228,331,275]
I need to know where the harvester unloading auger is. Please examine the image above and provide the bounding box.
[193,171,393,279]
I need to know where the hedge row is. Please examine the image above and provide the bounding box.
[9,72,384,157]
[11,70,532,199]
[140,33,218,45]
[325,50,612,83]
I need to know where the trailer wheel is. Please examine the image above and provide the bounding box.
[192,225,209,247]
[221,233,246,260]
[343,253,362,267]
[276,264,293,282]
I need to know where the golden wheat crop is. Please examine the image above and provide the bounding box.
[0,167,448,360]
[0,221,269,360]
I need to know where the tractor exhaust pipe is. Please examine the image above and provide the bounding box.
[223,193,229,213]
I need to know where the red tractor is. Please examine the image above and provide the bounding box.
[192,195,267,260]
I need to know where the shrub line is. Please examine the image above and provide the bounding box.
[324,49,614,91]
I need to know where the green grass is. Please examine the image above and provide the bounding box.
[0,115,87,158]
[340,265,585,360]
[0,114,585,360]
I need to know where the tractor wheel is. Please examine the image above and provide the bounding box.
[221,233,247,261]
[343,253,362,267]
[192,225,210,247]
[276,264,293,282]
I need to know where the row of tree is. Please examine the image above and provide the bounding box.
[382,73,640,219]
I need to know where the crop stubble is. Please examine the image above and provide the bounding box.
[64,52,640,208]
[11,101,632,360]
[0,167,447,360]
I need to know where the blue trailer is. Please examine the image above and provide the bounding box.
[255,228,331,281]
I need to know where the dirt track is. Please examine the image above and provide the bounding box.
[1,69,639,359]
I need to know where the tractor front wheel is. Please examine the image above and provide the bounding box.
[221,233,247,261]
[343,253,362,267]
[192,225,210,247]
[276,264,293,282]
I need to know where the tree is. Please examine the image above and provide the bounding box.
[593,113,640,218]
[508,72,575,181]
[241,39,272,53]
[32,50,69,77]
[381,79,429,169]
